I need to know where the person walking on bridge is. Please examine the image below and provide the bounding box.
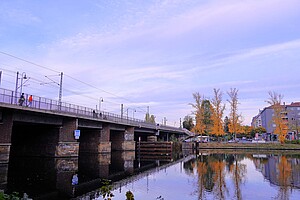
[27,95,33,107]
[18,93,25,106]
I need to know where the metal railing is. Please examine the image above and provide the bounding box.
[0,87,185,133]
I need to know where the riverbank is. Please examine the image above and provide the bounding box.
[196,142,300,150]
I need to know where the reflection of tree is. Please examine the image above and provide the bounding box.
[229,155,246,200]
[197,160,208,199]
[276,156,292,200]
[210,161,228,200]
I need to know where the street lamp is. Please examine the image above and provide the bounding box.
[20,72,27,95]
[99,97,103,112]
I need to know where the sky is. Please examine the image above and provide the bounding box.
[1,0,300,126]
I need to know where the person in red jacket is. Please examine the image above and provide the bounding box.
[28,95,33,107]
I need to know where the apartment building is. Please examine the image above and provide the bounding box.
[252,102,300,135]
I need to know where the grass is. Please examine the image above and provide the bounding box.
[197,142,300,150]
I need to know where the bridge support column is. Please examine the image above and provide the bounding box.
[98,125,111,153]
[56,118,79,157]
[111,127,135,151]
[123,127,135,151]
[56,158,78,197]
[0,110,12,163]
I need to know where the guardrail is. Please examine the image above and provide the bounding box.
[0,88,186,133]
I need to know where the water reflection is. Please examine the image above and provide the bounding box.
[3,151,300,199]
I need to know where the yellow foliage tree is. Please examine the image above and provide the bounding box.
[266,91,288,143]
[211,88,225,137]
[227,88,242,140]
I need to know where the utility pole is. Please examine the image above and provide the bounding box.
[99,97,103,112]
[147,106,149,115]
[15,71,19,103]
[121,104,124,118]
[180,118,182,128]
[58,72,63,109]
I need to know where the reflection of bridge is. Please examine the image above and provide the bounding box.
[75,155,195,199]
[0,87,191,163]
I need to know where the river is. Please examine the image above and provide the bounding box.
[4,150,300,199]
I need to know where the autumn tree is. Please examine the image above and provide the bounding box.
[183,115,194,131]
[266,91,288,143]
[190,92,205,136]
[211,88,225,138]
[227,88,242,140]
[145,113,155,123]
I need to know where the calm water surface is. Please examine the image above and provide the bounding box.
[108,151,300,200]
[5,151,300,200]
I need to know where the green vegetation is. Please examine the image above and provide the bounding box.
[284,140,300,144]
[0,191,31,200]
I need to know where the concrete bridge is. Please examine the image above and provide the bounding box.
[0,88,191,163]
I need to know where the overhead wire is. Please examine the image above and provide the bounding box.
[0,51,150,113]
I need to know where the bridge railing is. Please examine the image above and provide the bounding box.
[0,88,184,133]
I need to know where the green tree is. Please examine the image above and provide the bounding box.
[183,115,194,131]
[224,116,230,133]
[202,99,213,135]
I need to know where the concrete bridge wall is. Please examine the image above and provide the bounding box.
[0,105,186,164]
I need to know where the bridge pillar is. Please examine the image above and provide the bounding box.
[111,127,135,151]
[56,118,79,157]
[123,127,135,151]
[99,124,111,153]
[0,110,12,163]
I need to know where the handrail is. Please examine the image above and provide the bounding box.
[0,87,185,133]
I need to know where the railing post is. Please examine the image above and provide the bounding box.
[38,97,41,109]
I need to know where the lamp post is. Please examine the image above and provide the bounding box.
[99,98,103,112]
[20,72,27,95]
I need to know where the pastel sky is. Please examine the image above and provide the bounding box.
[1,0,300,126]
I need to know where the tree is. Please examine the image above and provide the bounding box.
[145,113,156,123]
[201,99,213,135]
[190,92,205,135]
[227,88,242,140]
[211,88,226,138]
[266,91,288,143]
[183,115,194,131]
[224,116,230,133]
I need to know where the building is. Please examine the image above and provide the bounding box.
[252,102,300,138]
[251,110,262,128]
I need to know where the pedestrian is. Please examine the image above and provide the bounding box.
[27,95,33,107]
[18,93,25,106]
